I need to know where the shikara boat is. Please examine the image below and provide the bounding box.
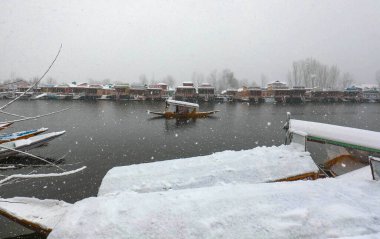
[0,131,65,159]
[149,100,219,119]
[0,128,48,144]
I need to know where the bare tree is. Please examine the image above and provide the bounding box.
[191,72,205,87]
[46,77,57,85]
[220,69,238,89]
[207,70,218,89]
[341,72,355,89]
[376,70,380,89]
[288,58,342,90]
[261,74,268,88]
[239,78,249,87]
[163,75,175,88]
[327,65,340,89]
[102,78,111,85]
[139,74,148,86]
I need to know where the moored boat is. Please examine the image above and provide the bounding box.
[0,131,66,159]
[149,99,219,119]
[0,128,48,143]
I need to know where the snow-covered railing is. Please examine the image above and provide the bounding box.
[284,113,380,154]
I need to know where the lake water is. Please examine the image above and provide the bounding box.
[1,100,379,238]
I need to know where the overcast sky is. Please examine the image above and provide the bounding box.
[0,0,379,85]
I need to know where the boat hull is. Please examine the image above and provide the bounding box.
[0,128,48,144]
[0,131,65,159]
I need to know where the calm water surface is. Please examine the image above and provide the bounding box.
[0,100,379,237]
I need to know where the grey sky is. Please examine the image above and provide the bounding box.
[0,0,379,85]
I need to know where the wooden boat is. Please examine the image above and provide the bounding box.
[149,100,219,119]
[0,131,65,159]
[0,128,48,143]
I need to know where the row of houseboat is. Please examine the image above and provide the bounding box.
[1,80,379,103]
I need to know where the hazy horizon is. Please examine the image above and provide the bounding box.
[1,0,379,85]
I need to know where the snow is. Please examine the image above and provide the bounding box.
[289,119,380,151]
[166,99,199,108]
[98,144,318,195]
[2,144,379,238]
[337,166,372,181]
[49,176,380,239]
[0,166,87,185]
[0,197,71,231]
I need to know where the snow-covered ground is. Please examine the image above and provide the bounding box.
[99,143,318,195]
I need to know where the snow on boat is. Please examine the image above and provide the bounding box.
[1,144,380,238]
[0,197,71,236]
[285,116,380,154]
[48,167,380,239]
[284,112,380,176]
[98,144,319,196]
[0,131,65,159]
[149,99,219,119]
[0,128,48,143]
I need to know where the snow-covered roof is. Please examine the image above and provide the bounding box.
[176,85,196,89]
[166,99,199,108]
[289,119,380,153]
[98,144,318,195]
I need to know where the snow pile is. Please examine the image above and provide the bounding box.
[49,177,380,239]
[0,197,71,231]
[98,144,318,195]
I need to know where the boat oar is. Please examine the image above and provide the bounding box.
[0,145,65,172]
[0,110,27,119]
[0,107,71,124]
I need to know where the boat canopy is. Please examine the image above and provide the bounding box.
[288,119,380,153]
[166,99,199,108]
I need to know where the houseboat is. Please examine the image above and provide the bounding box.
[174,82,197,102]
[197,83,215,102]
[309,90,344,103]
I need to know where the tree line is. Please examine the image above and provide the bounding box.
[2,59,380,91]
[287,58,356,90]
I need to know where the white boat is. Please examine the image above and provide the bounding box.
[31,93,47,100]
[72,93,85,100]
[0,128,48,143]
[97,95,112,100]
[0,131,65,159]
